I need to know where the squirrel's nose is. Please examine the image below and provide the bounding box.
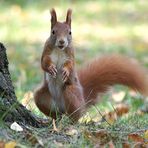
[59,40,65,44]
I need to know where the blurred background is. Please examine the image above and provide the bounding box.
[0,0,148,115]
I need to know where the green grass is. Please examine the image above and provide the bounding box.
[0,0,148,147]
[0,114,147,147]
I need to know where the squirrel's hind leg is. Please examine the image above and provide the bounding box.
[34,82,57,119]
[63,84,85,122]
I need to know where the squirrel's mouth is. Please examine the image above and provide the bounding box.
[58,45,65,49]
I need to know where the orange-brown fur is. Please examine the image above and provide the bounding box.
[78,55,148,106]
[34,82,56,118]
[34,9,148,121]
[34,8,85,121]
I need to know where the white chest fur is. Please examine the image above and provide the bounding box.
[46,48,68,112]
[50,48,68,70]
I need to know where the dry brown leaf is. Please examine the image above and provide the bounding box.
[122,142,131,148]
[25,132,43,146]
[0,141,5,148]
[128,133,144,143]
[92,129,109,139]
[5,141,17,148]
[133,142,148,148]
[84,129,110,146]
[65,126,78,136]
[102,104,129,124]
[26,132,38,145]
[115,104,129,116]
[103,111,117,124]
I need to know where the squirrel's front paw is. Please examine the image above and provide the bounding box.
[62,67,70,82]
[48,64,57,78]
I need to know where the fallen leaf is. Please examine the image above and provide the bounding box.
[65,127,78,136]
[22,91,35,110]
[54,140,63,147]
[102,111,117,124]
[0,141,5,148]
[128,133,144,143]
[133,142,147,148]
[115,104,129,116]
[5,141,16,148]
[79,112,92,123]
[79,111,102,124]
[84,129,110,145]
[102,104,129,124]
[25,132,43,146]
[144,130,148,144]
[112,91,126,102]
[136,110,144,116]
[122,142,131,148]
[22,91,33,105]
[144,130,148,139]
[10,122,23,132]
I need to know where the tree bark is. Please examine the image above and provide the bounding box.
[0,43,45,127]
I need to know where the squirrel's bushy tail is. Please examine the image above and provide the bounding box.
[78,55,148,105]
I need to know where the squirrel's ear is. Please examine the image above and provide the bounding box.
[66,9,72,27]
[50,8,57,28]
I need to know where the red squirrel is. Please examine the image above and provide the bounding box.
[34,8,148,121]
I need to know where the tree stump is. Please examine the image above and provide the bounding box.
[0,43,45,127]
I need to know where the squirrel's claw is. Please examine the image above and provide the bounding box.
[48,64,57,78]
[62,67,69,82]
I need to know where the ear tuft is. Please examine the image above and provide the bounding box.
[66,9,72,27]
[50,8,57,28]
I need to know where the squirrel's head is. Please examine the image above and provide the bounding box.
[50,8,72,50]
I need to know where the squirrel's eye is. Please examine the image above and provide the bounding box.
[52,30,55,35]
[69,31,72,35]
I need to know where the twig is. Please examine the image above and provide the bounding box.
[93,105,111,126]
